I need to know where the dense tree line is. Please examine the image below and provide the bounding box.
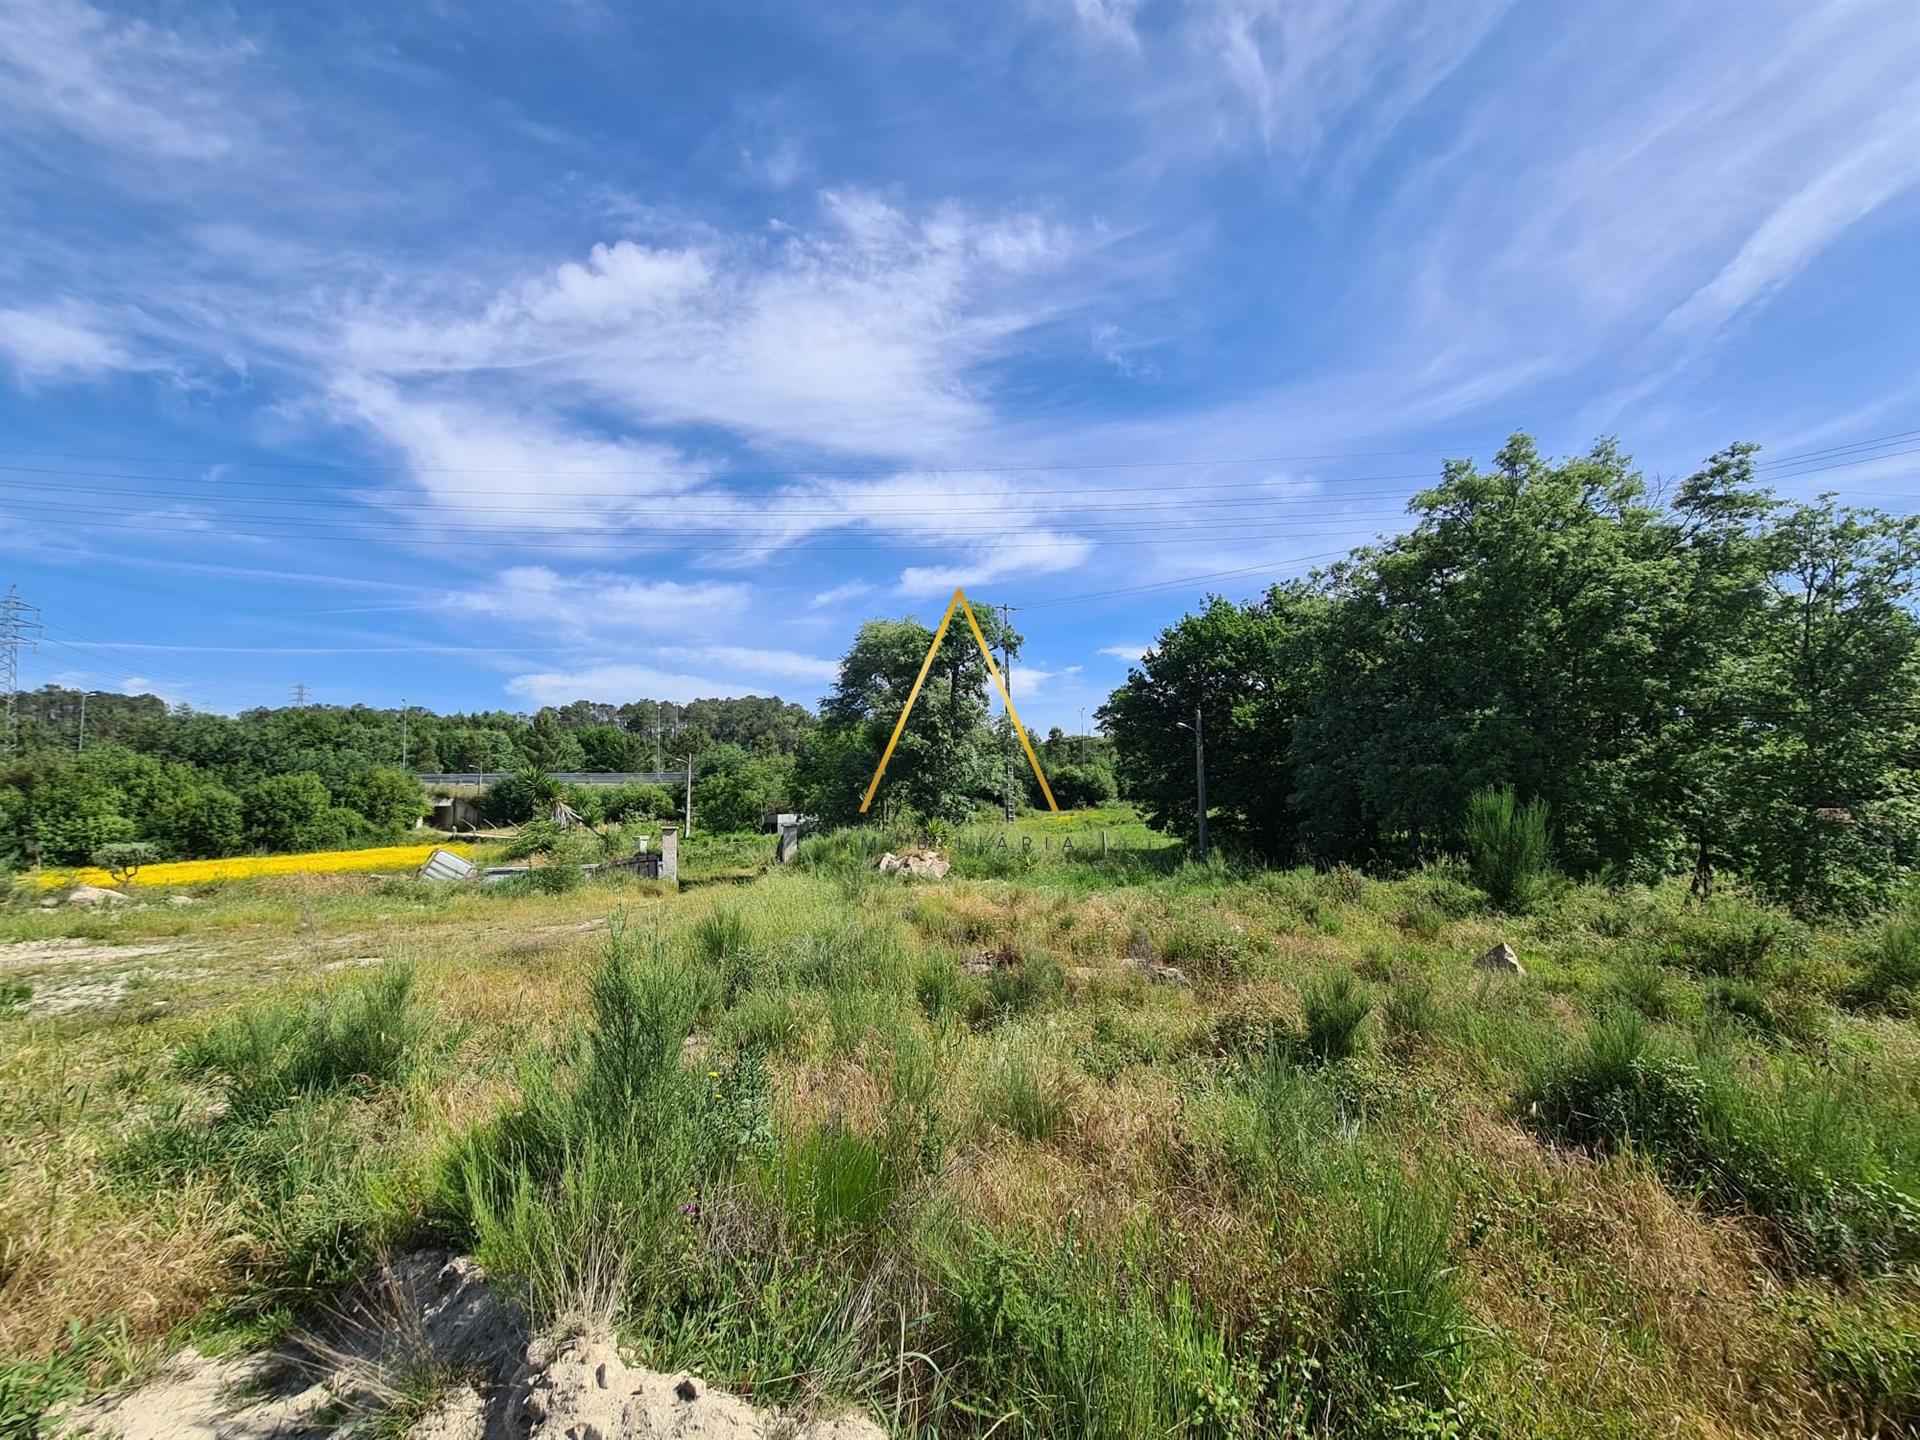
[1101,435,1919,914]
[0,692,814,866]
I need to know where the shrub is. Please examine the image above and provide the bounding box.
[1300,969,1371,1064]
[91,840,157,883]
[1463,785,1555,913]
[0,978,31,1012]
[601,781,676,823]
[526,864,583,895]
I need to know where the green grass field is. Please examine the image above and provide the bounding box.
[2,811,1916,1437]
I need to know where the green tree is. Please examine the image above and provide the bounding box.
[808,605,1020,825]
[344,765,428,834]
[694,744,793,831]
[148,783,245,859]
[242,772,338,853]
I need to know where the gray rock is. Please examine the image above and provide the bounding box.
[67,885,128,907]
[1474,940,1525,975]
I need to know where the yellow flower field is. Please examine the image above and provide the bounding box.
[32,841,475,890]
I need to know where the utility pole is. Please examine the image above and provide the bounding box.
[1193,702,1209,862]
[684,754,693,837]
[2,585,41,759]
[1079,706,1088,761]
[77,690,86,753]
[399,697,408,770]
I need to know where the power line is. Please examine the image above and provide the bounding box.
[8,431,1914,503]
[7,428,1912,491]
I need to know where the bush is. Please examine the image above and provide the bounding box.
[602,781,675,823]
[478,767,560,825]
[91,840,157,883]
[1300,969,1371,1064]
[1463,785,1555,913]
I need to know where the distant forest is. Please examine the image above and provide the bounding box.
[0,693,816,867]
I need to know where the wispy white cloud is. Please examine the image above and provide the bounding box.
[504,649,832,708]
[463,567,750,640]
[1097,644,1146,662]
[0,0,251,160]
[336,192,1074,461]
[810,580,875,608]
[0,304,130,381]
[895,529,1095,597]
[1007,661,1080,698]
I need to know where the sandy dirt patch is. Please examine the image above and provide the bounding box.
[69,1252,885,1440]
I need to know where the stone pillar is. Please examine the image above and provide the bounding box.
[776,822,800,864]
[659,824,679,884]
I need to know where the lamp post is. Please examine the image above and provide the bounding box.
[1173,704,1208,861]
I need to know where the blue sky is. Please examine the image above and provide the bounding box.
[1,0,1916,734]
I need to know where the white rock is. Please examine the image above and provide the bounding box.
[67,885,128,907]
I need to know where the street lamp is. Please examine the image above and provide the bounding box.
[1172,704,1208,861]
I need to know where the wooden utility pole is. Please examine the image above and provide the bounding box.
[684,754,693,837]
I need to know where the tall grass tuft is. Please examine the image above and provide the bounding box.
[444,917,718,1326]
[176,959,431,1120]
[1331,1167,1467,1406]
[1300,969,1371,1064]
[691,907,756,1001]
[1463,785,1555,913]
[978,1036,1070,1142]
[1523,1012,1920,1276]
[1852,916,1920,1014]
